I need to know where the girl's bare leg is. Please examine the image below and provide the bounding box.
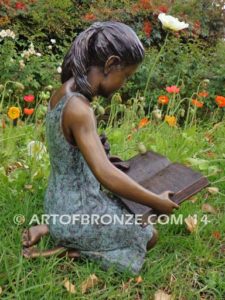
[22,224,49,247]
[22,246,80,259]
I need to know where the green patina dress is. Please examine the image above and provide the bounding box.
[44,92,154,275]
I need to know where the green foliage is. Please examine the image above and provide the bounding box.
[0,0,224,121]
[122,36,225,114]
[1,110,225,298]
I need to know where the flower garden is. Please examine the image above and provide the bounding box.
[0,0,225,299]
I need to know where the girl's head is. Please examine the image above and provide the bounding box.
[61,21,145,100]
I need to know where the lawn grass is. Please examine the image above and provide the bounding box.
[0,116,225,299]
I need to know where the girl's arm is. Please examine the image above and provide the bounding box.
[65,96,178,214]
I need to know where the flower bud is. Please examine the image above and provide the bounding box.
[114,93,122,103]
[139,97,145,102]
[202,79,210,88]
[138,142,147,154]
[15,82,25,91]
[180,108,185,117]
[39,91,50,100]
[203,79,210,84]
[46,85,53,91]
[98,106,105,115]
[152,108,162,120]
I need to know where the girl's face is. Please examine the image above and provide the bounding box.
[98,60,139,98]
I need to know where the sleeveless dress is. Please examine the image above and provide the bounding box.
[44,92,154,275]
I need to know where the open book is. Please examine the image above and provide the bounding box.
[114,151,209,226]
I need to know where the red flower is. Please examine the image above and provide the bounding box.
[192,99,204,108]
[139,0,151,10]
[157,5,169,13]
[215,95,225,108]
[24,108,34,115]
[83,13,96,21]
[198,91,209,98]
[166,85,180,94]
[143,20,152,38]
[23,94,35,102]
[194,21,201,29]
[158,95,169,105]
[212,231,221,240]
[15,2,26,10]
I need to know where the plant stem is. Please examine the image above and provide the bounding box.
[144,33,169,99]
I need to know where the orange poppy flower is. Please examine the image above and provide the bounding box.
[192,99,204,108]
[198,91,209,98]
[138,117,150,129]
[24,108,34,115]
[165,115,177,127]
[158,95,169,105]
[215,95,225,108]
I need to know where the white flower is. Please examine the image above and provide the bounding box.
[0,30,7,38]
[19,60,25,69]
[158,13,189,31]
[6,29,15,39]
[21,43,41,59]
[27,141,47,160]
[50,39,56,44]
[0,29,15,39]
[57,66,62,73]
[48,45,52,50]
[21,50,30,59]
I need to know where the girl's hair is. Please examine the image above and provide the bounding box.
[61,21,145,100]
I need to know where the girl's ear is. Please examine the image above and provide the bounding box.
[104,55,121,75]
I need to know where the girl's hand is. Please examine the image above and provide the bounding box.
[156,191,179,214]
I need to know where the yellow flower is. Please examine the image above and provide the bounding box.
[7,106,20,120]
[165,115,177,127]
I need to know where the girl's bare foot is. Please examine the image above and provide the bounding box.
[22,246,80,259]
[22,224,49,247]
[146,228,158,251]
